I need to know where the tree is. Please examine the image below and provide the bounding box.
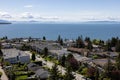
[0,72,2,78]
[60,54,66,66]
[0,49,3,57]
[68,57,79,70]
[85,37,90,42]
[57,35,63,46]
[95,68,99,80]
[60,38,63,46]
[66,54,79,70]
[87,67,96,80]
[28,36,32,42]
[105,39,112,51]
[43,36,46,40]
[67,54,74,60]
[0,43,3,56]
[76,36,85,48]
[99,40,104,47]
[116,53,120,70]
[57,35,61,42]
[64,63,75,80]
[87,41,93,51]
[49,64,60,80]
[43,47,48,56]
[115,40,120,52]
[104,57,113,78]
[111,37,118,47]
[31,53,36,61]
[110,70,120,80]
[21,44,30,51]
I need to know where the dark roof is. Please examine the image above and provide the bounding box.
[67,47,88,53]
[27,62,41,71]
[35,69,49,79]
[92,58,115,67]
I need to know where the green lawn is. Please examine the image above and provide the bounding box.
[15,75,28,80]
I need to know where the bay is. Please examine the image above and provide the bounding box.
[0,23,120,40]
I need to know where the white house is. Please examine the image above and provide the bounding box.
[2,49,30,64]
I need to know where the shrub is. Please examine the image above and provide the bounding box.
[81,68,88,75]
[0,72,2,77]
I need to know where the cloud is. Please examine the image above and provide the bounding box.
[21,12,34,19]
[0,11,12,18]
[37,16,60,21]
[106,17,120,21]
[24,5,33,8]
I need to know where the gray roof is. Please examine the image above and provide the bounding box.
[27,62,42,72]
[35,69,49,79]
[2,49,29,59]
[49,49,71,57]
[29,41,62,50]
[92,58,115,67]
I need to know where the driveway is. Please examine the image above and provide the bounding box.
[0,66,8,80]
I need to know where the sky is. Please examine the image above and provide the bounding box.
[0,0,120,22]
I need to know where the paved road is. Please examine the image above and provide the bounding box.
[0,66,8,80]
[26,51,85,80]
[35,55,85,80]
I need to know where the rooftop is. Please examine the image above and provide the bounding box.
[29,41,62,50]
[2,49,30,59]
[92,58,116,67]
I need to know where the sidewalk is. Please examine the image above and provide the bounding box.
[0,66,8,80]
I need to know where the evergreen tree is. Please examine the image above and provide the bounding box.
[49,64,60,80]
[57,35,61,42]
[0,43,3,56]
[95,67,99,80]
[87,67,96,80]
[67,54,74,60]
[31,53,36,61]
[43,47,48,56]
[87,41,93,51]
[66,54,79,70]
[99,40,104,47]
[60,38,63,46]
[85,37,90,42]
[115,40,120,52]
[116,53,120,70]
[104,56,113,78]
[43,36,46,40]
[57,35,63,46]
[61,54,66,66]
[64,63,75,80]
[105,40,112,51]
[76,36,84,48]
[111,37,118,47]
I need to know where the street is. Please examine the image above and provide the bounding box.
[0,66,8,80]
[26,51,86,80]
[35,54,85,80]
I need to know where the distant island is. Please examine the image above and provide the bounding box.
[83,21,120,24]
[0,20,11,24]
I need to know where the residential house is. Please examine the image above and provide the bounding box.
[34,69,49,80]
[2,49,30,64]
[27,62,49,80]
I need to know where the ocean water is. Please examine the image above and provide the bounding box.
[0,23,120,40]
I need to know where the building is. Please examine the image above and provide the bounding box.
[67,47,89,56]
[2,49,30,64]
[92,58,116,68]
[27,62,49,80]
[49,49,71,59]
[35,69,49,80]
[1,43,13,49]
[29,41,62,53]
